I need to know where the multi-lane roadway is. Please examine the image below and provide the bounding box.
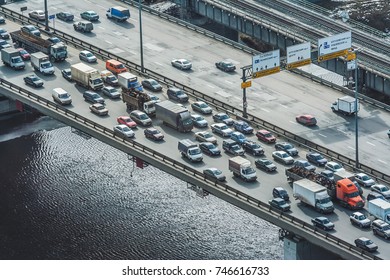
[2,0,390,258]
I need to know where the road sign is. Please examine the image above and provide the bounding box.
[318,31,351,57]
[20,6,27,12]
[286,42,311,69]
[241,80,252,89]
[252,50,280,75]
[49,14,55,20]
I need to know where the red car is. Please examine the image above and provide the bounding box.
[117,116,137,129]
[17,48,30,60]
[256,129,276,143]
[296,114,317,126]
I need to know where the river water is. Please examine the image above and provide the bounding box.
[0,115,283,260]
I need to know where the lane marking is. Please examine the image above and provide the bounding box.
[366,141,375,146]
[261,108,270,113]
[318,133,327,138]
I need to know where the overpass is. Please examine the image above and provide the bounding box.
[1,1,389,259]
[165,0,390,96]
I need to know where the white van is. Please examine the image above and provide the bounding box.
[52,88,72,105]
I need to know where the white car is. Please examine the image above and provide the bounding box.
[114,124,135,138]
[79,50,97,63]
[325,161,345,173]
[171,58,192,70]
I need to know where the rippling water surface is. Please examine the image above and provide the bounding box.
[0,116,283,260]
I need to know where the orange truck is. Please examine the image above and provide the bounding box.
[330,178,365,209]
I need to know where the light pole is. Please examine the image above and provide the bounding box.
[139,0,144,73]
[44,0,49,31]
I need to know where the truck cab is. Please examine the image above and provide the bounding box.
[178,139,203,162]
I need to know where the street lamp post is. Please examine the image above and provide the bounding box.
[139,0,144,73]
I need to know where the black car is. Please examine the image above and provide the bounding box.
[268,198,290,212]
[56,12,74,22]
[215,60,236,72]
[311,217,334,231]
[242,141,264,156]
[306,152,328,166]
[354,237,378,252]
[144,128,164,141]
[83,90,104,104]
[23,74,44,88]
[272,187,289,201]
[61,68,72,81]
[275,142,298,156]
[255,158,277,172]
[199,142,221,156]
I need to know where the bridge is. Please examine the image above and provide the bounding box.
[168,0,390,96]
[1,0,390,259]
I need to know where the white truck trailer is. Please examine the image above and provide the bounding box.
[368,198,390,224]
[293,179,334,213]
[228,156,257,182]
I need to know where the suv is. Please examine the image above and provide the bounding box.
[73,21,93,33]
[222,139,245,156]
[371,219,390,239]
[167,87,188,103]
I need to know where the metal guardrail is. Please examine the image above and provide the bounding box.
[0,4,389,182]
[0,77,379,260]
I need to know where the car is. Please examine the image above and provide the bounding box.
[256,129,276,143]
[48,37,63,44]
[147,93,160,103]
[230,131,247,145]
[52,88,72,105]
[113,124,135,138]
[56,12,74,22]
[349,212,371,228]
[268,198,290,212]
[366,191,386,202]
[80,11,99,21]
[311,216,334,231]
[195,131,217,144]
[371,219,390,239]
[272,151,294,165]
[61,68,72,81]
[23,74,43,88]
[144,128,164,141]
[203,168,226,182]
[296,114,317,126]
[117,116,137,129]
[167,87,188,103]
[211,123,233,137]
[129,110,152,126]
[293,159,316,172]
[354,237,378,252]
[319,170,334,181]
[325,161,345,173]
[79,50,97,63]
[354,173,376,188]
[29,10,45,21]
[0,16,5,24]
[306,152,327,166]
[275,142,298,157]
[21,25,41,36]
[191,101,213,114]
[142,78,162,92]
[171,58,192,70]
[371,184,390,200]
[0,28,9,40]
[272,187,289,201]
[255,158,277,172]
[212,112,234,126]
[89,103,108,116]
[199,142,221,156]
[191,114,208,128]
[83,91,105,104]
[0,39,11,49]
[215,60,236,72]
[233,120,254,134]
[102,86,120,99]
[242,141,264,156]
[18,48,30,61]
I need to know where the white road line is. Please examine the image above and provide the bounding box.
[261,108,270,113]
[366,141,375,146]
[105,40,112,44]
[154,62,163,66]
[378,159,388,164]
[318,133,327,138]
[348,146,355,150]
